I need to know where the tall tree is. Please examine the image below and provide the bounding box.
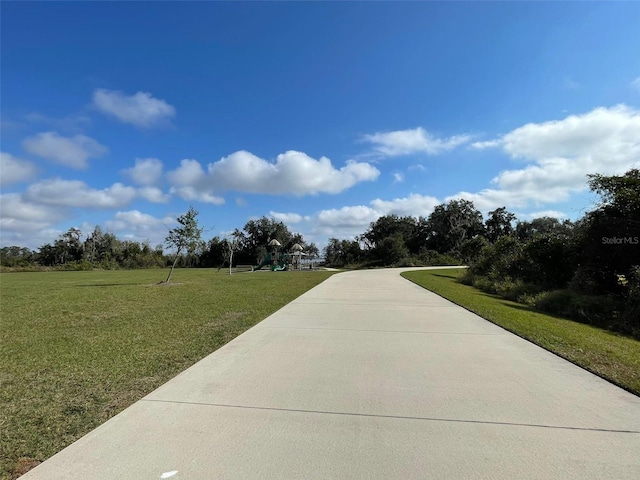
[485,207,517,243]
[425,199,484,254]
[235,217,304,263]
[574,169,640,294]
[164,206,203,283]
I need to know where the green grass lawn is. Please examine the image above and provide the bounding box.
[402,268,640,397]
[0,268,334,479]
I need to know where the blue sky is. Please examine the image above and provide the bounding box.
[2,1,639,250]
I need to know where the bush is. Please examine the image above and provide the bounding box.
[471,275,496,294]
[533,289,624,332]
[619,266,640,337]
[458,269,474,286]
[494,278,540,302]
[418,249,461,266]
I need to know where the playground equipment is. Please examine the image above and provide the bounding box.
[253,239,309,271]
[254,252,289,271]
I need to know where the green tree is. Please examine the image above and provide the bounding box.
[236,217,305,264]
[573,169,640,294]
[164,206,203,283]
[485,207,516,243]
[425,199,484,254]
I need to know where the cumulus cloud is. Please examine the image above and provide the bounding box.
[0,152,37,186]
[269,211,307,224]
[362,127,471,157]
[93,88,176,128]
[138,186,170,203]
[0,193,70,247]
[516,210,568,220]
[104,210,175,245]
[370,193,441,217]
[22,131,107,169]
[167,150,379,199]
[169,186,225,205]
[24,179,136,208]
[122,158,164,186]
[459,105,640,211]
[314,193,440,238]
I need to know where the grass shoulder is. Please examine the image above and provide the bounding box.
[402,268,640,397]
[0,268,334,479]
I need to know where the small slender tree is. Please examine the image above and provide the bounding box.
[164,206,203,283]
[226,233,242,275]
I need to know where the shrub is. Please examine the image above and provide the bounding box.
[418,249,461,266]
[458,269,474,286]
[494,278,540,302]
[472,275,496,294]
[533,289,624,332]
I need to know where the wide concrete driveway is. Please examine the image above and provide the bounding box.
[23,268,640,479]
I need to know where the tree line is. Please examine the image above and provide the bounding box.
[0,215,319,272]
[322,169,639,337]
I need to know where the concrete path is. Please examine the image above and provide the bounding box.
[23,268,640,479]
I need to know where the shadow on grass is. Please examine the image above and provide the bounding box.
[76,283,149,287]
[429,273,463,279]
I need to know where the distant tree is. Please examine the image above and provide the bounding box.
[0,246,35,267]
[225,232,242,275]
[375,234,410,266]
[235,217,306,264]
[323,238,363,267]
[200,237,226,268]
[515,217,573,242]
[362,215,416,250]
[573,169,640,294]
[485,207,517,243]
[425,199,484,254]
[305,242,319,258]
[164,206,203,283]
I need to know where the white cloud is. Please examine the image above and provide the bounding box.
[516,210,568,220]
[122,158,163,185]
[104,210,174,245]
[138,186,170,203]
[269,211,307,224]
[22,131,107,169]
[314,193,440,238]
[169,186,225,205]
[316,205,380,236]
[24,179,136,208]
[0,152,37,186]
[167,150,379,199]
[471,139,501,150]
[0,193,69,247]
[93,88,176,128]
[370,193,440,217]
[458,105,640,211]
[363,127,471,157]
[392,172,404,183]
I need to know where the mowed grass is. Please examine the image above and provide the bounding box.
[402,269,640,396]
[0,268,334,479]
